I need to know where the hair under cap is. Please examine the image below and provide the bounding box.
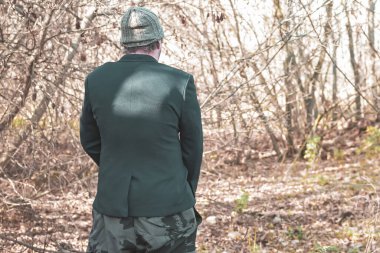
[120,6,164,48]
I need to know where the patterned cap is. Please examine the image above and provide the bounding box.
[120,7,164,48]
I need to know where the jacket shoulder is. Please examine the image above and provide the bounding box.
[86,62,112,81]
[157,63,192,80]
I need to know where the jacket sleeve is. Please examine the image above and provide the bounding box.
[80,78,101,165]
[180,75,203,196]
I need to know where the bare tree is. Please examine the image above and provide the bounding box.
[345,3,362,121]
[368,0,380,120]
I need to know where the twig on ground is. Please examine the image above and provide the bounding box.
[0,234,86,253]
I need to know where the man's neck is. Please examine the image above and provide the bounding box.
[129,50,160,61]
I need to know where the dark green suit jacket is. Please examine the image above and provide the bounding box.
[80,54,203,217]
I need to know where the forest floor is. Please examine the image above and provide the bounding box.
[1,130,380,252]
[196,155,379,253]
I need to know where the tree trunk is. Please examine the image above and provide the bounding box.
[273,0,296,155]
[332,36,338,121]
[250,92,282,159]
[368,0,380,120]
[345,5,362,121]
[229,0,282,158]
[305,1,332,129]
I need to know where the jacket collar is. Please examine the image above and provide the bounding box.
[119,54,158,63]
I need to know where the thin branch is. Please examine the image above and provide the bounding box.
[0,234,85,253]
[298,0,379,113]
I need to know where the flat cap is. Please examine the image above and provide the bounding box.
[121,7,164,48]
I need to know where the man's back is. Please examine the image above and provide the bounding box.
[81,54,202,217]
[81,6,203,252]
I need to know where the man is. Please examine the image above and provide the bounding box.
[80,6,203,253]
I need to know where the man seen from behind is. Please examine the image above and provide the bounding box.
[80,6,203,253]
